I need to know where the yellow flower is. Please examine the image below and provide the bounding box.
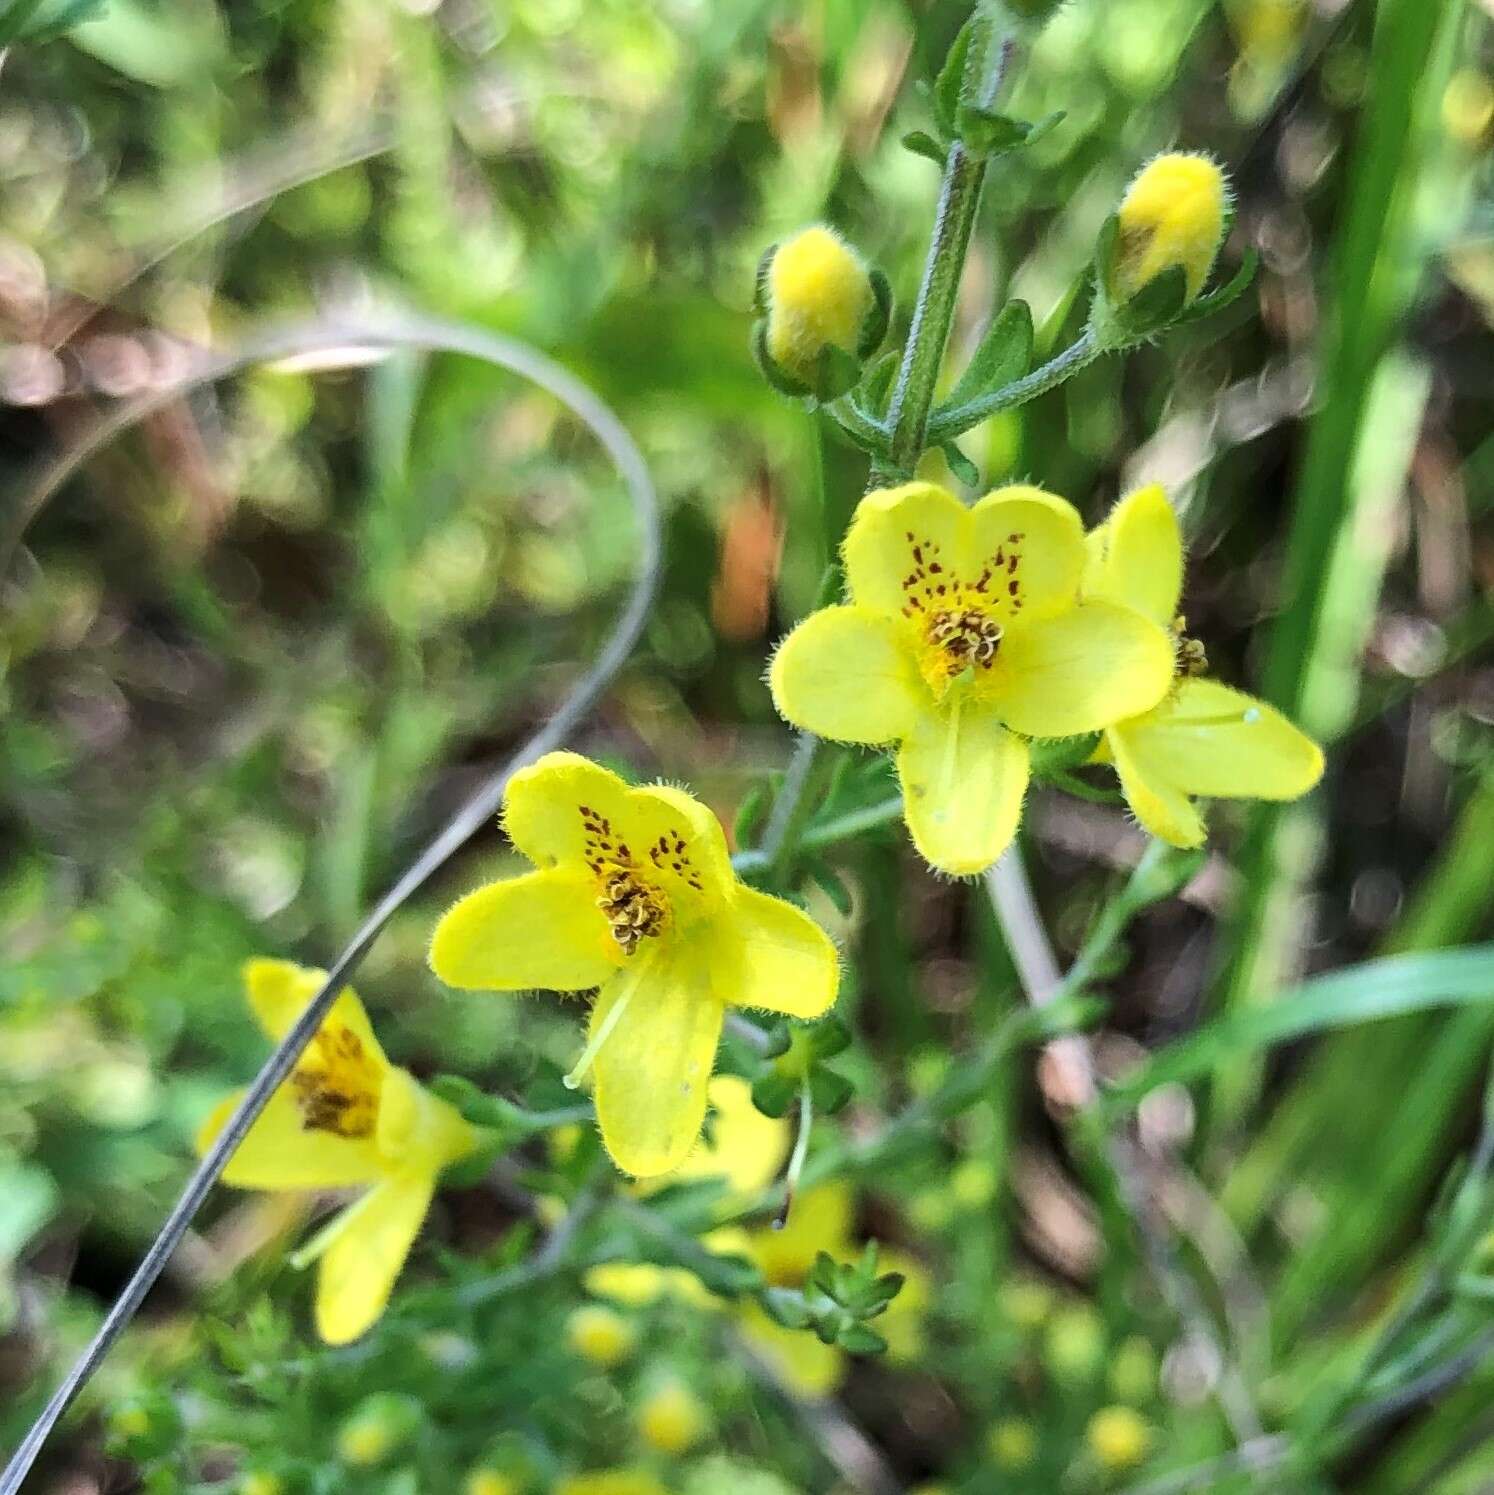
[763,225,875,383]
[637,1380,710,1454]
[336,1394,420,1466]
[430,752,838,1178]
[1086,1405,1151,1471]
[197,960,477,1345]
[988,1417,1038,1471]
[556,1474,669,1495]
[1112,153,1228,304]
[239,1475,283,1495]
[663,1072,789,1199]
[465,1470,519,1495]
[770,482,1174,874]
[737,1187,853,1398]
[1082,485,1323,847]
[567,1304,637,1368]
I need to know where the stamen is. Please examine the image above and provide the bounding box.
[563,958,650,1090]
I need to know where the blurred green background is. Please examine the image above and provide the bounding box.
[1,0,1492,1490]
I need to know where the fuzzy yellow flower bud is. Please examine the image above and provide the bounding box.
[637,1380,709,1454]
[1044,1303,1104,1382]
[1443,70,1494,145]
[1086,1406,1152,1471]
[465,1470,519,1495]
[1113,153,1229,303]
[754,225,890,398]
[766,226,872,373]
[567,1304,636,1368]
[988,1417,1037,1471]
[240,1475,284,1495]
[109,1404,152,1440]
[1106,1334,1157,1402]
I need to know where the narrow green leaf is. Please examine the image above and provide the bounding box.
[943,300,1033,414]
[901,130,948,166]
[941,440,980,488]
[1106,946,1494,1113]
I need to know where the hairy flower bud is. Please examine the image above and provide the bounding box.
[336,1394,420,1466]
[988,1417,1038,1471]
[1111,153,1229,304]
[754,225,890,399]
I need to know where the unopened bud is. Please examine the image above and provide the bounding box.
[1112,153,1229,304]
[754,225,890,399]
[988,1417,1037,1471]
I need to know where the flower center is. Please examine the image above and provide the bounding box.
[928,606,1003,669]
[291,1025,380,1138]
[578,804,674,954]
[597,867,669,955]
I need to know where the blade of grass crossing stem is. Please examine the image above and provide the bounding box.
[1206,0,1463,1134]
[1256,770,1494,1340]
[1105,946,1494,1115]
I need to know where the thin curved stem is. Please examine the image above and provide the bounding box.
[0,308,662,1495]
[926,327,1099,444]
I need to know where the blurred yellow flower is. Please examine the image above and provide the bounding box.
[1113,153,1229,302]
[764,225,874,381]
[738,1183,932,1397]
[988,1416,1038,1471]
[567,1304,637,1368]
[638,1379,710,1454]
[1087,1405,1152,1470]
[464,1470,518,1495]
[430,752,838,1177]
[197,960,477,1345]
[335,1394,419,1467]
[1443,69,1494,145]
[771,482,1173,874]
[556,1474,669,1495]
[1082,485,1323,847]
[239,1474,283,1495]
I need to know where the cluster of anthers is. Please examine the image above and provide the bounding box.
[290,1027,379,1138]
[580,803,677,955]
[1173,615,1208,677]
[927,605,1003,672]
[597,866,668,955]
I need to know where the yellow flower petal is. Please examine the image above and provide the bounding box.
[843,481,1086,629]
[664,1074,789,1196]
[1082,484,1182,628]
[1117,679,1324,802]
[720,885,839,1019]
[501,752,734,912]
[244,958,386,1067]
[896,701,1028,876]
[739,1303,846,1397]
[1108,725,1206,847]
[315,1173,435,1344]
[430,867,623,992]
[992,600,1173,737]
[590,949,725,1178]
[752,1182,854,1284]
[197,1087,383,1190]
[376,1066,476,1175]
[969,484,1087,620]
[843,481,970,617]
[769,605,925,744]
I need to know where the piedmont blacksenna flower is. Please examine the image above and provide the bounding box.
[196,961,479,1345]
[1081,484,1323,846]
[429,752,839,1178]
[770,480,1174,876]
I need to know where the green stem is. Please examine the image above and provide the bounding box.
[881,144,992,477]
[926,328,1099,444]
